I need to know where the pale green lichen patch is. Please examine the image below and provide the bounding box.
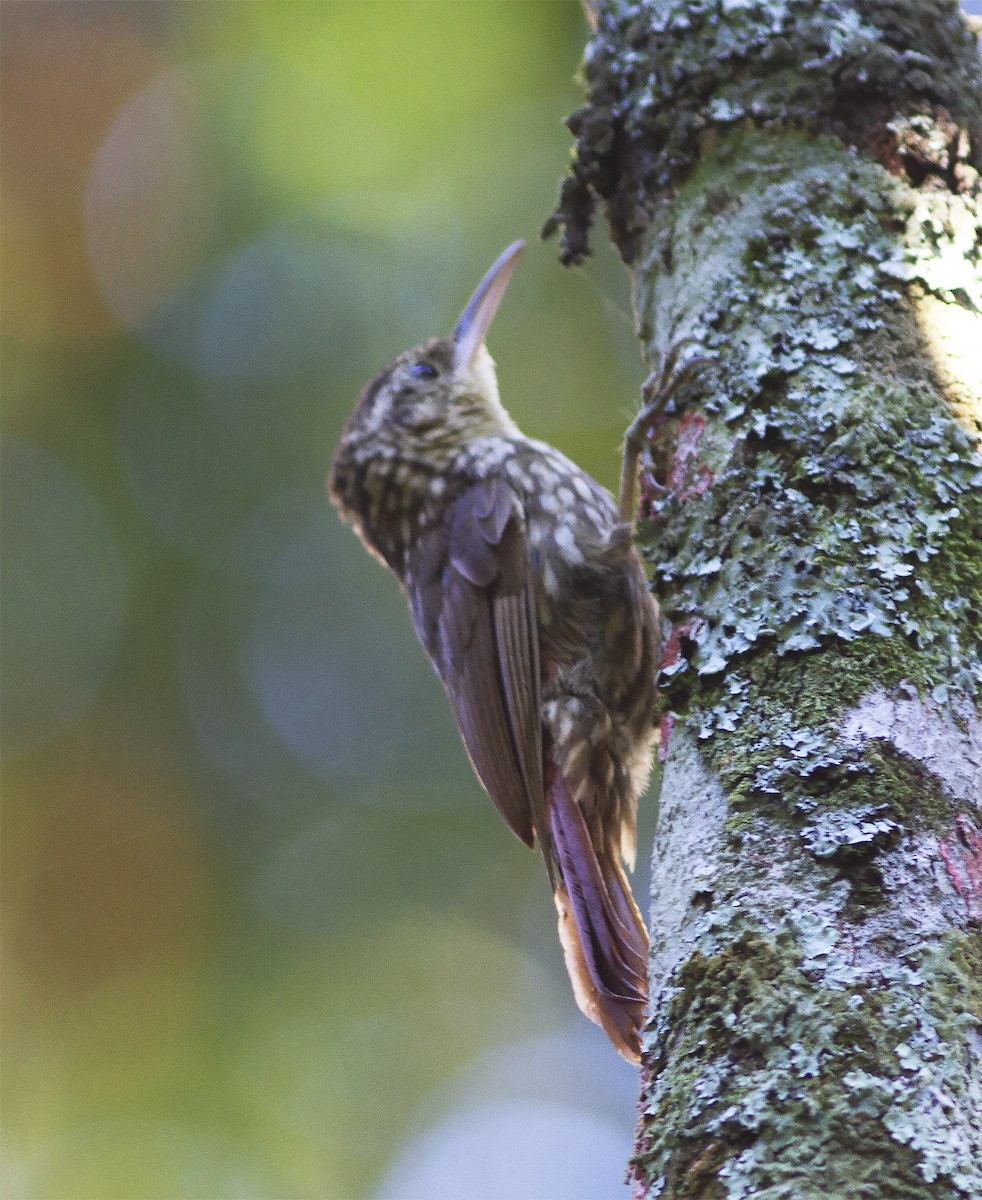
[649,384,981,692]
[632,913,982,1198]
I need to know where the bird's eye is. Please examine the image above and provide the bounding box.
[410,362,438,380]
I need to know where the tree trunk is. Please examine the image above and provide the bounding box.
[549,2,981,1196]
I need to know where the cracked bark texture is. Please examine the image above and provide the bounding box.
[548,2,981,1197]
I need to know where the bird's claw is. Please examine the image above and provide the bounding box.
[642,339,713,417]
[619,340,713,523]
[628,342,712,447]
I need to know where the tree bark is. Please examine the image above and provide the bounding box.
[549,2,981,1196]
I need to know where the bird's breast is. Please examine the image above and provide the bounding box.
[331,439,448,573]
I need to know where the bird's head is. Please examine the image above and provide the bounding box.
[334,241,525,469]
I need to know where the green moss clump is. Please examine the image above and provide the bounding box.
[934,932,982,1024]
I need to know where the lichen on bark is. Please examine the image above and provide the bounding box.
[547,0,981,266]
[641,732,981,1199]
[548,1,982,1196]
[639,134,981,699]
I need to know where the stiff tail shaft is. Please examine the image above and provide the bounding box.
[548,773,648,1063]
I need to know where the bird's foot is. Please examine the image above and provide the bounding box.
[619,340,713,522]
[631,340,712,450]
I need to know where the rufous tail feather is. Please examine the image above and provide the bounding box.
[548,773,648,1064]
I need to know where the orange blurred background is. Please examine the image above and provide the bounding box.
[1,3,653,1196]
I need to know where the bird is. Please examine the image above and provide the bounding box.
[329,241,684,1062]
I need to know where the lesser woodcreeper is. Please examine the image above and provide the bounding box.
[329,242,669,1061]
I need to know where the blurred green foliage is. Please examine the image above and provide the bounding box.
[1,3,650,1196]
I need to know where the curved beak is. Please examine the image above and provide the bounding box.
[452,240,525,370]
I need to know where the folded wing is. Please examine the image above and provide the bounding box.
[406,475,648,1062]
[406,477,547,851]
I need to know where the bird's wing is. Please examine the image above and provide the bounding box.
[406,476,545,849]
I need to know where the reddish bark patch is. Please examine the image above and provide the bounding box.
[658,712,675,763]
[660,616,703,673]
[638,460,664,518]
[939,814,982,918]
[668,413,714,503]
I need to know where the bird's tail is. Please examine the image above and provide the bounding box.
[548,772,648,1064]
